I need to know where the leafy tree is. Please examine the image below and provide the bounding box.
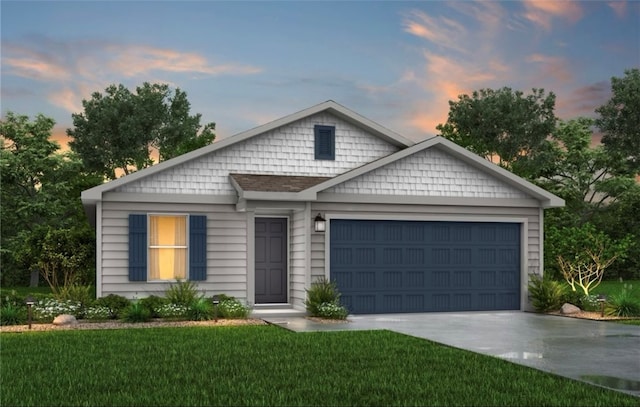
[544,223,633,292]
[68,82,216,180]
[1,112,100,286]
[436,87,557,179]
[538,117,637,224]
[591,184,640,279]
[595,68,640,173]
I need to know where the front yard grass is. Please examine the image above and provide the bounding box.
[1,326,637,406]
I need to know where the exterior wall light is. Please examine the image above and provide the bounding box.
[314,213,326,232]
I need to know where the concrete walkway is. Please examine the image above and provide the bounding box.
[263,311,640,397]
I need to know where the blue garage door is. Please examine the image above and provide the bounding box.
[330,219,521,314]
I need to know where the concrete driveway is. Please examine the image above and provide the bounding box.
[264,311,640,397]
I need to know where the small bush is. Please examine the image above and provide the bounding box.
[165,279,200,307]
[305,277,343,316]
[605,285,640,317]
[84,305,111,321]
[187,297,214,321]
[156,303,188,319]
[94,294,131,319]
[57,285,93,306]
[0,304,26,326]
[217,297,250,319]
[316,302,348,320]
[562,290,600,311]
[528,274,566,312]
[33,298,82,321]
[1,290,25,307]
[139,295,168,318]
[121,301,152,323]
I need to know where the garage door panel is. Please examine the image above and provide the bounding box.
[331,219,520,314]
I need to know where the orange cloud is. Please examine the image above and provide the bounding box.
[522,0,584,30]
[402,10,468,54]
[526,53,573,83]
[48,87,83,115]
[107,45,262,77]
[2,56,71,81]
[50,126,70,151]
[608,1,627,18]
[2,39,263,116]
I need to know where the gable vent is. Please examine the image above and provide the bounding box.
[314,125,335,160]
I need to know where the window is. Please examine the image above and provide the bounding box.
[128,214,207,282]
[314,125,335,160]
[149,215,187,280]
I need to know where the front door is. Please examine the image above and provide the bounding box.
[255,218,288,303]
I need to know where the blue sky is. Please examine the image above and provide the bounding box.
[2,0,638,147]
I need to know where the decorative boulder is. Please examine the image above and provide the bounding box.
[53,314,78,326]
[560,303,581,315]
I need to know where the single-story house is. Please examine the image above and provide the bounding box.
[82,100,564,314]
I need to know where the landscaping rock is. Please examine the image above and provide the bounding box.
[53,314,78,326]
[560,303,581,315]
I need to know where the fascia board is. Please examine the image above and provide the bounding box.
[303,137,440,195]
[305,136,564,208]
[432,137,565,208]
[324,101,414,147]
[242,191,316,201]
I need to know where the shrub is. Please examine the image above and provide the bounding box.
[121,301,152,323]
[605,285,640,317]
[528,274,566,312]
[139,295,168,318]
[84,305,111,321]
[187,297,214,321]
[33,298,82,321]
[0,304,26,326]
[1,289,25,307]
[305,277,344,316]
[316,302,348,320]
[156,303,188,319]
[56,285,94,318]
[94,294,131,319]
[217,297,250,319]
[165,279,200,307]
[561,290,600,311]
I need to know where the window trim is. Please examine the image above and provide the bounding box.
[147,213,189,282]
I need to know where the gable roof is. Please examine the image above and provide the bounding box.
[305,136,565,208]
[81,100,414,203]
[232,136,564,208]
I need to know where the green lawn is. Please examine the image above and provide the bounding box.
[591,279,640,298]
[1,326,637,406]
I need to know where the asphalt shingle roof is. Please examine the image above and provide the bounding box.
[229,173,333,193]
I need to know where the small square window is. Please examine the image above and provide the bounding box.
[314,125,335,160]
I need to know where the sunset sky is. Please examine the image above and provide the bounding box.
[1,0,639,147]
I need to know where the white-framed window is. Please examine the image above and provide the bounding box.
[148,214,187,281]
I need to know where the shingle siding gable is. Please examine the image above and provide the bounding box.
[325,147,529,199]
[116,112,399,195]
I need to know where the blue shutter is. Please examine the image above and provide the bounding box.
[128,214,147,281]
[314,125,335,160]
[189,215,207,281]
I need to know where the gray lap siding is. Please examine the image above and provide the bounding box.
[99,200,248,300]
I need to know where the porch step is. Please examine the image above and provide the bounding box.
[251,306,307,319]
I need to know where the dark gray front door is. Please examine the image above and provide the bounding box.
[331,219,521,314]
[255,218,288,303]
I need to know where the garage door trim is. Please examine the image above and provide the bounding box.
[322,213,529,312]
